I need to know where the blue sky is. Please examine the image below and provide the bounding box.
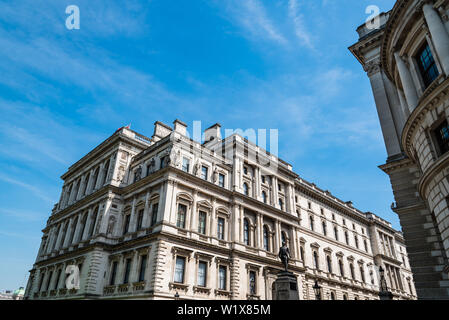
[0,0,397,290]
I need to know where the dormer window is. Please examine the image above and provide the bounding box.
[416,42,439,88]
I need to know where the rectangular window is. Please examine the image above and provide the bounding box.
[197,261,207,287]
[218,174,225,188]
[201,166,208,180]
[249,271,256,295]
[46,271,53,291]
[139,255,147,282]
[174,256,186,283]
[54,269,62,290]
[151,203,158,226]
[137,209,144,230]
[433,119,449,156]
[417,43,439,88]
[123,214,131,235]
[219,266,227,290]
[177,204,187,229]
[110,261,118,285]
[182,158,190,172]
[123,258,132,284]
[217,217,225,240]
[198,211,207,234]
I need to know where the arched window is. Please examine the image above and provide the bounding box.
[263,226,269,250]
[343,294,348,300]
[244,219,250,246]
[68,216,78,245]
[279,199,284,210]
[78,213,87,242]
[262,191,267,204]
[322,221,327,236]
[349,263,355,280]
[310,216,314,231]
[339,259,344,277]
[313,251,319,270]
[243,183,249,196]
[91,167,100,191]
[330,292,336,300]
[327,256,332,273]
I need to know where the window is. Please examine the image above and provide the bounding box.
[160,156,168,169]
[123,214,131,235]
[197,261,207,287]
[320,208,324,215]
[139,255,147,282]
[244,219,250,245]
[262,191,267,204]
[310,216,314,231]
[327,256,332,273]
[300,246,304,261]
[89,208,98,237]
[174,256,186,283]
[261,176,266,184]
[330,292,336,300]
[334,227,339,241]
[281,232,287,246]
[123,258,132,284]
[219,266,227,290]
[68,216,78,245]
[364,240,368,252]
[201,166,208,180]
[342,218,346,226]
[308,202,311,210]
[46,271,53,292]
[151,203,158,226]
[354,235,359,249]
[433,119,449,156]
[332,213,335,220]
[339,260,344,277]
[54,269,62,290]
[263,226,270,251]
[416,42,439,88]
[243,183,249,196]
[279,199,284,210]
[345,231,349,245]
[137,209,144,230]
[182,158,190,172]
[360,265,365,283]
[349,263,355,280]
[217,217,225,240]
[218,174,225,188]
[176,204,187,229]
[278,183,282,191]
[198,211,207,235]
[322,221,327,236]
[243,166,248,175]
[110,261,118,285]
[249,271,256,295]
[313,251,319,270]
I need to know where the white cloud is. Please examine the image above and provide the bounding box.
[288,0,313,49]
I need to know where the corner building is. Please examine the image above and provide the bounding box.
[350,0,449,299]
[24,121,415,300]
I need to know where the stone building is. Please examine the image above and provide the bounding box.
[350,0,449,299]
[24,121,415,300]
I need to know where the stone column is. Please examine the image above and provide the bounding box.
[394,52,419,110]
[231,204,239,242]
[142,191,151,228]
[256,213,263,248]
[423,3,449,75]
[239,205,244,243]
[254,167,261,201]
[210,197,217,237]
[272,176,279,209]
[62,218,74,248]
[76,175,86,200]
[275,220,282,253]
[129,197,137,233]
[189,190,198,231]
[95,163,105,190]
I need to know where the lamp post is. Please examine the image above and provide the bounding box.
[313,280,322,300]
[378,266,393,300]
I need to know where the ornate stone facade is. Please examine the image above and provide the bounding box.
[350,0,449,299]
[24,121,415,300]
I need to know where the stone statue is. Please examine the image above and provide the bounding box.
[279,241,291,272]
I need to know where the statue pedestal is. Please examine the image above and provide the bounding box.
[273,271,299,300]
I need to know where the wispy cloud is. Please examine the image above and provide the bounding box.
[288,0,313,49]
[0,174,54,204]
